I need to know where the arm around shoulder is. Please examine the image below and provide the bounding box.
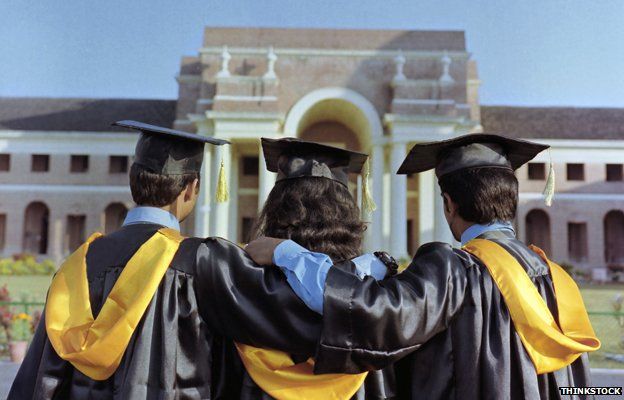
[315,242,469,373]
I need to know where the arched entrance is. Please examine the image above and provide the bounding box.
[283,87,390,253]
[104,203,128,234]
[300,120,362,194]
[525,209,551,254]
[604,210,624,265]
[23,202,49,254]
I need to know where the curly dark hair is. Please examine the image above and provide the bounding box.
[254,177,366,262]
[438,167,518,224]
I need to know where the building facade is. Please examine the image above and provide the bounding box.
[0,27,622,275]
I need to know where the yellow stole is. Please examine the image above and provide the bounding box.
[45,228,184,380]
[463,239,600,374]
[235,343,368,400]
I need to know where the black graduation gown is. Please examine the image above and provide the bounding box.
[314,230,592,400]
[9,223,395,400]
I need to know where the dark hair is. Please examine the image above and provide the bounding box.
[129,163,199,207]
[438,167,518,224]
[254,177,366,262]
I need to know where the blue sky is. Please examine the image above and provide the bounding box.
[1,0,623,107]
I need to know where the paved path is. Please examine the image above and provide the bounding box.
[0,364,621,399]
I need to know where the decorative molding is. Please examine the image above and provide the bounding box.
[213,95,278,102]
[200,47,470,59]
[0,184,130,193]
[519,192,624,201]
[392,99,455,106]
[175,74,202,84]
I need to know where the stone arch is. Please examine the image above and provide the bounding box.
[604,210,624,264]
[104,203,128,234]
[283,87,383,150]
[23,201,49,255]
[525,209,551,254]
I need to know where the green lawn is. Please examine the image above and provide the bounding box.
[0,275,52,303]
[0,276,622,369]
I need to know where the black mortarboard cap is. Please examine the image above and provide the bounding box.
[261,137,368,187]
[112,120,229,175]
[397,133,549,178]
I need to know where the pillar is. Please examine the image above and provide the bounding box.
[194,148,212,237]
[209,144,231,238]
[434,183,455,244]
[257,141,276,211]
[389,142,408,260]
[418,170,435,245]
[364,143,384,251]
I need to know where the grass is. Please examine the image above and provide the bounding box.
[0,276,622,369]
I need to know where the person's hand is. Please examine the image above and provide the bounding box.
[245,236,285,265]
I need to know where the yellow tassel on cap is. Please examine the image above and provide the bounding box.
[361,158,377,213]
[543,150,555,207]
[216,159,229,203]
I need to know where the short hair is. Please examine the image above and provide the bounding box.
[129,163,199,207]
[438,167,518,224]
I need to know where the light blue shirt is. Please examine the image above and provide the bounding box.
[274,221,517,315]
[460,221,516,246]
[122,206,180,231]
[273,240,387,314]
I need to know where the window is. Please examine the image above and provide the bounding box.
[23,202,49,254]
[527,163,546,180]
[70,155,89,173]
[31,154,50,172]
[567,222,588,262]
[0,214,5,252]
[606,164,623,182]
[66,215,86,252]
[0,154,10,171]
[566,163,584,181]
[525,209,551,254]
[109,156,129,174]
[242,156,259,176]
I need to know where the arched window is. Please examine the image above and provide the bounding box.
[525,209,551,254]
[604,210,624,265]
[23,202,49,254]
[104,203,128,234]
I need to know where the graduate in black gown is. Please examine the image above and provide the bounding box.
[237,137,394,399]
[248,134,600,400]
[8,121,326,400]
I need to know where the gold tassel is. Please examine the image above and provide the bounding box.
[543,150,555,207]
[361,158,377,213]
[216,159,229,203]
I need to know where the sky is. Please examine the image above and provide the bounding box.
[1,0,623,107]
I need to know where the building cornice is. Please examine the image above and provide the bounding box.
[199,46,470,59]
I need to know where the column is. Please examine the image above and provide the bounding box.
[257,141,276,211]
[389,142,408,260]
[228,149,239,242]
[48,209,65,263]
[209,144,231,238]
[194,149,212,237]
[434,183,455,244]
[363,143,384,251]
[418,170,435,245]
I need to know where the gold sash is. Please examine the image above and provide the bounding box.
[236,343,368,400]
[45,228,184,380]
[463,239,600,374]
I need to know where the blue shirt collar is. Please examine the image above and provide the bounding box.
[460,221,516,246]
[122,206,181,231]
